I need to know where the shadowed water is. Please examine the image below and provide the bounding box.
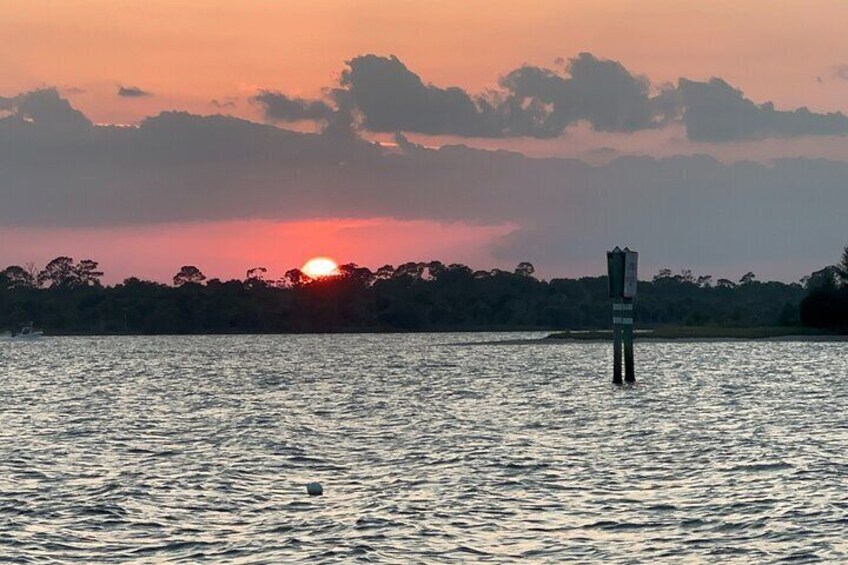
[1,334,846,563]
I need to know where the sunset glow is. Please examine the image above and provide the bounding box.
[3,5,848,561]
[3,1,848,281]
[302,257,339,279]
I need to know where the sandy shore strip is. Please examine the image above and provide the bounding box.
[450,333,848,346]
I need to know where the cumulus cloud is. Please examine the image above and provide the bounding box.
[252,53,662,138]
[253,52,848,143]
[337,54,504,136]
[676,78,848,142]
[2,90,847,275]
[501,53,658,133]
[0,88,91,132]
[117,85,152,98]
[253,91,334,122]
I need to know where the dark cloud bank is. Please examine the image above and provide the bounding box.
[255,53,848,143]
[2,85,847,276]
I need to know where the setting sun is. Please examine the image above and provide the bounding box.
[302,257,339,279]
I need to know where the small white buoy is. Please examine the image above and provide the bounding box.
[306,482,323,496]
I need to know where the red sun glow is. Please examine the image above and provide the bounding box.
[302,257,339,279]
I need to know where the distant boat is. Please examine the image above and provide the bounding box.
[11,322,43,340]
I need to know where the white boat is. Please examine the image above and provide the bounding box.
[11,323,43,340]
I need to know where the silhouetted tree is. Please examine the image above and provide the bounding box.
[173,265,206,286]
[374,265,395,280]
[838,244,848,286]
[338,263,374,285]
[245,267,268,289]
[515,262,535,277]
[805,266,839,291]
[284,268,310,288]
[799,245,848,331]
[38,257,77,288]
[426,261,446,280]
[1,266,36,289]
[800,275,846,329]
[246,267,267,280]
[74,259,104,286]
[739,271,757,285]
[393,262,425,281]
[653,269,673,282]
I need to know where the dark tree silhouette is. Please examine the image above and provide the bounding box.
[654,269,672,280]
[0,257,821,335]
[74,259,104,286]
[1,266,36,289]
[805,266,839,290]
[246,267,267,280]
[38,257,77,288]
[696,275,713,288]
[284,268,310,288]
[800,276,846,329]
[394,262,425,280]
[838,245,848,286]
[245,267,268,289]
[739,271,757,285]
[374,264,395,280]
[173,265,206,286]
[426,261,446,280]
[338,263,374,285]
[515,262,535,277]
[799,244,848,331]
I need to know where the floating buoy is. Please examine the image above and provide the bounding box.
[306,482,323,496]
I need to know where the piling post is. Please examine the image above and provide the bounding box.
[612,299,623,385]
[607,247,638,385]
[623,299,635,383]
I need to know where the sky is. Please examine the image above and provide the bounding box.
[2,1,848,283]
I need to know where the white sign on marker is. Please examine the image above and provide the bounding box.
[623,250,638,298]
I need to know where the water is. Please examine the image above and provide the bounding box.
[1,334,847,563]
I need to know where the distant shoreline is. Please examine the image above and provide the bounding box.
[452,326,846,345]
[3,327,844,342]
[547,326,839,340]
[454,336,848,346]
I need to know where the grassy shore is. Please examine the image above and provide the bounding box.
[547,326,835,341]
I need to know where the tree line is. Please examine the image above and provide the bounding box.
[798,246,848,332]
[0,254,841,335]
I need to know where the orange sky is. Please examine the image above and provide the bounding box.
[3,1,848,281]
[5,1,848,124]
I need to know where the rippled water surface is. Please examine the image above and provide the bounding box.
[1,334,847,563]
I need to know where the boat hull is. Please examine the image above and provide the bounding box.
[10,332,43,340]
